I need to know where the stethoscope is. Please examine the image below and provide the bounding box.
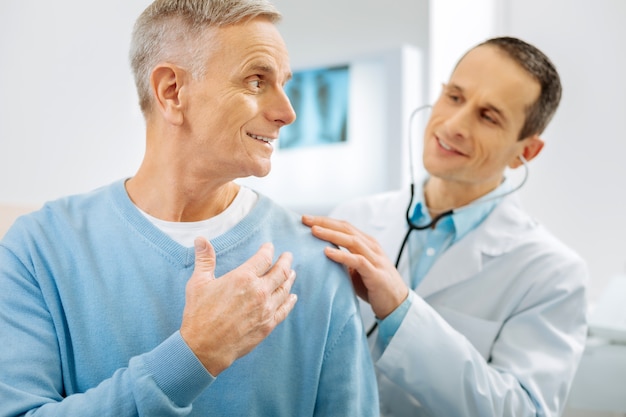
[366,105,530,338]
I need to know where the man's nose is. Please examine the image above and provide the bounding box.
[268,88,297,127]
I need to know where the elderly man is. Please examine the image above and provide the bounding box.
[0,1,378,416]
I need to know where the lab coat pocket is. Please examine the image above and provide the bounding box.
[436,305,502,360]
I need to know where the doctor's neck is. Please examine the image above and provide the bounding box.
[423,176,503,216]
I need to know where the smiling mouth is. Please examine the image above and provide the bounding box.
[248,133,276,144]
[437,137,453,151]
[436,137,467,156]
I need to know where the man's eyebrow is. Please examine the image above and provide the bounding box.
[247,64,292,83]
[444,83,463,93]
[249,64,273,74]
[447,82,507,122]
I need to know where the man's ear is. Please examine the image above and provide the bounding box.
[149,63,187,125]
[509,134,544,168]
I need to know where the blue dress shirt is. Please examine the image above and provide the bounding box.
[377,179,513,349]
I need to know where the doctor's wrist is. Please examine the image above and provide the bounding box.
[376,292,413,349]
[374,285,410,320]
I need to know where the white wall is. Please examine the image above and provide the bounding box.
[271,0,428,78]
[0,0,151,204]
[428,0,506,103]
[504,0,626,303]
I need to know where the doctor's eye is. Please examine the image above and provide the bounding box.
[446,93,462,103]
[480,111,498,125]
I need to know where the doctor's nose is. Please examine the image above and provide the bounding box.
[441,106,472,141]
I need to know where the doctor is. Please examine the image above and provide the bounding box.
[302,36,588,416]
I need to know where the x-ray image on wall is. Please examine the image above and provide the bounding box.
[279,65,349,150]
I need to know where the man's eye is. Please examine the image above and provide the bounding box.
[482,112,497,124]
[249,79,262,89]
[447,94,460,103]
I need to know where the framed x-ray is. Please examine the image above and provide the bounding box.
[279,65,349,150]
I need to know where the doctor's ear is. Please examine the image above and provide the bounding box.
[509,135,544,169]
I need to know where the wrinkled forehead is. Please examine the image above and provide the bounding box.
[208,17,291,79]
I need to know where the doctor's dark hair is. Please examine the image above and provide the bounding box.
[479,37,562,140]
[129,0,281,116]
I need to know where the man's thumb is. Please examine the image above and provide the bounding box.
[193,237,216,279]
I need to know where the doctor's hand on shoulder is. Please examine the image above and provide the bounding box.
[302,215,407,320]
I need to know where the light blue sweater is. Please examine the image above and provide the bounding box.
[0,180,378,416]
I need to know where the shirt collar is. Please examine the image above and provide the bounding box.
[411,178,513,243]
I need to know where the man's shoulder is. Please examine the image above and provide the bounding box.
[256,195,353,279]
[330,189,407,222]
[2,182,119,243]
[260,196,341,253]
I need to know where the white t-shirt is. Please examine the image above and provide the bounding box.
[137,186,258,247]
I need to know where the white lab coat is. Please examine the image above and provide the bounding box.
[330,187,588,417]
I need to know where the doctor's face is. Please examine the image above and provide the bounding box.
[422,45,541,194]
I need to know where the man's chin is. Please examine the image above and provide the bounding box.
[250,164,272,179]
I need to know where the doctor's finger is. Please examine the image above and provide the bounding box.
[302,215,371,237]
[323,246,380,278]
[303,214,372,244]
[312,228,386,271]
[310,224,361,251]
[302,214,342,229]
[310,223,384,259]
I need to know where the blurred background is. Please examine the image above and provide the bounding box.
[1,1,625,414]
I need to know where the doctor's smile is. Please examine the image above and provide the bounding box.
[434,135,465,155]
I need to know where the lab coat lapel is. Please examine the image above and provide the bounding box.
[416,194,532,299]
[416,232,484,298]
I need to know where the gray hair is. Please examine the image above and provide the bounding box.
[129,0,282,115]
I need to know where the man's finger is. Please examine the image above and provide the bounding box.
[274,292,298,325]
[263,252,294,290]
[246,242,275,276]
[193,237,217,280]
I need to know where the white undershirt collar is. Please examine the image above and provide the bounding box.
[136,186,258,247]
